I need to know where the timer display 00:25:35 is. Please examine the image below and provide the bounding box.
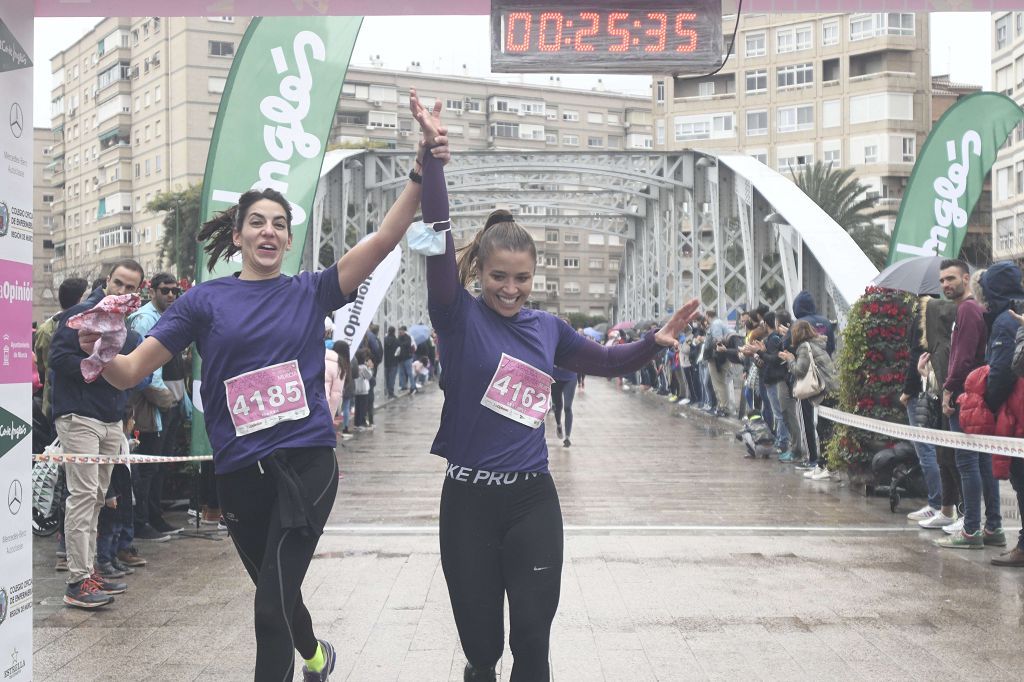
[501,10,704,55]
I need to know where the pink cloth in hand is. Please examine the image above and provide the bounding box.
[66,293,142,382]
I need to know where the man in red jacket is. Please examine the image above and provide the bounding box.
[936,259,1002,550]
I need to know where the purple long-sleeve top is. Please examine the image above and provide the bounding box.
[422,151,661,472]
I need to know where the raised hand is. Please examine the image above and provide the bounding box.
[654,298,701,349]
[409,87,442,147]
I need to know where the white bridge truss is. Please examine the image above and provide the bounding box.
[307,149,877,331]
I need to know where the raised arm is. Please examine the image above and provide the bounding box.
[336,88,449,295]
[558,299,700,376]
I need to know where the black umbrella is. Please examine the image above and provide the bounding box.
[871,255,947,296]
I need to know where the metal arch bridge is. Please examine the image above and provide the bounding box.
[305,149,878,329]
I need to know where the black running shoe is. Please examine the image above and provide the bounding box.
[302,639,336,681]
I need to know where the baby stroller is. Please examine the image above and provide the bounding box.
[736,415,775,459]
[871,441,927,512]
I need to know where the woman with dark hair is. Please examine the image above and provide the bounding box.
[411,91,700,682]
[76,91,449,682]
[779,319,838,481]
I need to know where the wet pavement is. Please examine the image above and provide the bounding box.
[31,379,1024,680]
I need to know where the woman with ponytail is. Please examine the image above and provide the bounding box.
[411,93,700,682]
[76,90,449,682]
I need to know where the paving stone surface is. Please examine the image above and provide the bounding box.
[31,380,1024,680]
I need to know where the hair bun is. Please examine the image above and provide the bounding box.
[484,209,515,230]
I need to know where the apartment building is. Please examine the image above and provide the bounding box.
[46,16,247,288]
[42,16,649,319]
[33,128,60,321]
[655,12,932,234]
[991,12,1024,263]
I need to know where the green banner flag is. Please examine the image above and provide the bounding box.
[192,16,362,458]
[887,92,1024,265]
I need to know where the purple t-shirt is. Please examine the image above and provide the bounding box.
[149,264,354,474]
[429,288,585,472]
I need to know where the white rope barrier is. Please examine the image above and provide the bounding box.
[818,406,1024,459]
[32,453,213,464]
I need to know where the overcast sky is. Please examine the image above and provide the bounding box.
[33,13,994,128]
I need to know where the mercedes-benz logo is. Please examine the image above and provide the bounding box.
[8,103,23,139]
[7,479,22,515]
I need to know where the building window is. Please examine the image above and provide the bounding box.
[562,134,579,146]
[1017,161,1024,194]
[563,258,580,269]
[445,98,462,111]
[208,41,234,57]
[587,112,603,124]
[822,99,841,128]
[777,154,813,172]
[777,105,814,133]
[864,144,879,164]
[901,136,916,163]
[208,77,226,94]
[698,82,715,97]
[589,258,604,269]
[745,32,766,57]
[822,20,839,46]
[776,63,814,89]
[745,69,767,93]
[490,122,518,138]
[675,119,710,141]
[563,232,580,244]
[609,258,620,271]
[712,114,733,136]
[794,25,812,50]
[587,136,603,148]
[746,110,768,136]
[561,110,579,122]
[776,27,795,53]
[546,230,559,242]
[850,13,915,41]
[544,254,559,267]
[823,147,841,165]
[656,120,665,146]
[563,282,580,294]
[655,80,665,103]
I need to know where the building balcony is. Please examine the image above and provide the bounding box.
[98,243,135,264]
[847,70,921,93]
[99,139,132,161]
[96,78,132,101]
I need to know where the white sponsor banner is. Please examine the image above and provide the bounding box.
[333,241,402,361]
[0,3,34,676]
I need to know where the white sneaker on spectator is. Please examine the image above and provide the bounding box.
[907,505,938,521]
[803,465,823,479]
[810,467,831,481]
[919,510,957,529]
[942,516,965,535]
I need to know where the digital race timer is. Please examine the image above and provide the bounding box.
[491,0,724,74]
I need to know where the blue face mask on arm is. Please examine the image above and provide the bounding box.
[406,219,451,256]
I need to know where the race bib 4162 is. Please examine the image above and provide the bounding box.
[480,353,552,429]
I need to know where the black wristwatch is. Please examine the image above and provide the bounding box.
[408,168,422,184]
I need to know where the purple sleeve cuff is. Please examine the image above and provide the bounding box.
[558,330,660,377]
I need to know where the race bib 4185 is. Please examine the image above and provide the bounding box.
[224,360,310,437]
[480,353,552,429]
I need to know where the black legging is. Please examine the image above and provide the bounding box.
[217,447,338,682]
[440,472,563,681]
[800,395,836,466]
[550,378,578,439]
